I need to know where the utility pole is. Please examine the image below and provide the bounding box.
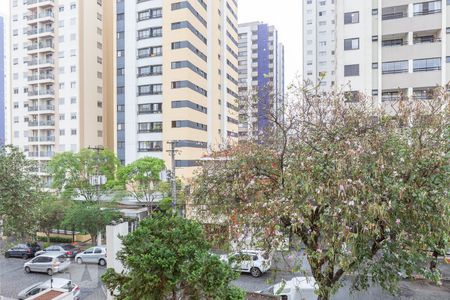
[88,145,104,202]
[167,141,179,215]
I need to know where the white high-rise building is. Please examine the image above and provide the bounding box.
[303,0,449,106]
[302,0,336,90]
[238,21,285,140]
[336,0,449,106]
[9,0,115,183]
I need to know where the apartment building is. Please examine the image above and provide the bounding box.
[116,0,239,178]
[302,0,336,90]
[336,0,449,105]
[9,0,115,182]
[0,15,5,146]
[237,21,284,140]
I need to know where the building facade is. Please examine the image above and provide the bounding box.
[237,21,284,140]
[116,0,239,178]
[336,0,449,105]
[9,0,115,182]
[0,15,5,146]
[302,0,336,90]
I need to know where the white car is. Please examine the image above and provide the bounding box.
[258,277,316,300]
[221,250,271,277]
[17,278,80,300]
[75,246,107,266]
[24,253,70,275]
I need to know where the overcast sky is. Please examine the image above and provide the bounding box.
[0,0,302,83]
[238,0,302,85]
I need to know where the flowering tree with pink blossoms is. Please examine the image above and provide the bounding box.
[192,85,449,300]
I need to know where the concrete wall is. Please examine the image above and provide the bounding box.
[106,221,130,274]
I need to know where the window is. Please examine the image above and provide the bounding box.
[137,27,162,40]
[138,103,162,114]
[413,58,441,72]
[414,1,441,16]
[138,84,162,95]
[137,46,162,58]
[344,11,359,24]
[372,63,378,69]
[138,141,163,152]
[117,123,125,131]
[382,61,408,74]
[138,122,163,133]
[372,9,378,15]
[344,38,359,50]
[138,8,162,21]
[137,65,163,77]
[172,100,207,114]
[172,120,207,131]
[344,64,359,77]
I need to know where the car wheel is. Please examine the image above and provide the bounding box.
[5,252,10,258]
[250,267,262,278]
[47,268,53,276]
[77,257,83,264]
[22,254,28,260]
[24,266,31,273]
[98,258,106,266]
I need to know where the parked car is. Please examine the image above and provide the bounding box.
[24,252,70,275]
[4,243,41,259]
[257,277,316,300]
[17,278,80,300]
[36,244,81,258]
[75,246,107,266]
[220,250,271,277]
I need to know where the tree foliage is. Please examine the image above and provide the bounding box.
[48,149,119,201]
[192,86,450,300]
[116,157,165,210]
[102,215,245,300]
[0,145,43,237]
[36,196,67,243]
[63,202,121,245]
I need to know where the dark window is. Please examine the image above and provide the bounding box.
[344,64,359,77]
[344,11,359,24]
[413,57,441,72]
[171,61,206,78]
[175,160,201,167]
[171,41,207,61]
[172,120,207,131]
[344,38,359,50]
[138,103,162,114]
[172,100,207,113]
[171,21,207,44]
[382,60,408,74]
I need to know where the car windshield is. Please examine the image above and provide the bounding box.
[57,255,67,262]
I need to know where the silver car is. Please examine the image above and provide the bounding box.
[24,253,70,275]
[17,278,80,300]
[75,246,107,266]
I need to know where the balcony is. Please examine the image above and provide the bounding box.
[26,0,55,7]
[27,58,54,67]
[413,36,441,44]
[27,73,54,82]
[28,120,56,127]
[382,12,407,20]
[413,9,441,16]
[28,104,55,112]
[27,11,54,24]
[27,42,54,53]
[39,151,55,157]
[28,136,55,143]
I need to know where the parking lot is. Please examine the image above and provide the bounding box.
[0,256,106,300]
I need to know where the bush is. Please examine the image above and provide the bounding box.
[37,236,73,243]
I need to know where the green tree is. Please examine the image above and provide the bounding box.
[48,149,119,201]
[36,196,67,243]
[63,202,121,245]
[0,145,43,237]
[102,215,245,300]
[116,157,165,211]
[193,86,450,300]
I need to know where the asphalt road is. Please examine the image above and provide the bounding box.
[0,256,106,300]
[232,270,450,300]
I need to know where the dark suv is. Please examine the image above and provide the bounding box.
[4,243,42,259]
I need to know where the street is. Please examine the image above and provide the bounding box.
[0,256,106,300]
[1,252,449,300]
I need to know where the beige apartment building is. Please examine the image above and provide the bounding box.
[9,0,115,184]
[116,0,239,178]
[335,0,449,104]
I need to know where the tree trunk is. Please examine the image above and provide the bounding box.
[46,232,50,243]
[318,295,330,300]
[90,234,97,245]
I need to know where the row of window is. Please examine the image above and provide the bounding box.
[172,21,207,44]
[171,61,207,79]
[172,2,207,27]
[344,57,442,77]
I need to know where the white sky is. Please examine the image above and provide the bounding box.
[0,0,302,83]
[238,0,302,85]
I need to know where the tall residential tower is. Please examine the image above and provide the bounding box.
[336,0,449,105]
[302,0,336,90]
[237,21,284,140]
[9,0,115,182]
[116,0,239,178]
